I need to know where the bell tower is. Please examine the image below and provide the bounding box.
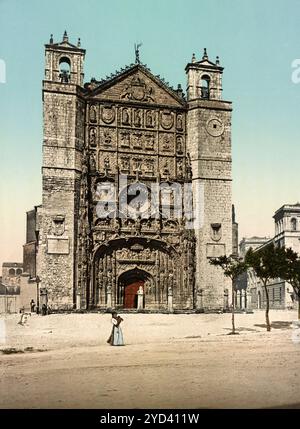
[40,32,86,310]
[186,49,233,311]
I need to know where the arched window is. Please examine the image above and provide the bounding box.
[59,57,71,83]
[8,268,15,276]
[200,75,210,99]
[16,268,22,275]
[291,218,297,231]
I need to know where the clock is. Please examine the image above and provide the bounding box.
[206,118,224,137]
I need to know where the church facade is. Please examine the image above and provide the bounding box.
[38,32,233,312]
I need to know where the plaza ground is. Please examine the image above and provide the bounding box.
[0,310,299,409]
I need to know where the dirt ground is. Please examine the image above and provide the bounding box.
[0,309,299,409]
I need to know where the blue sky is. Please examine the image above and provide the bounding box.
[1,0,300,267]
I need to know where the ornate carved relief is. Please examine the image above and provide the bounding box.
[176,135,183,154]
[211,223,222,242]
[89,127,97,147]
[121,76,155,102]
[120,156,130,174]
[99,128,117,149]
[177,158,184,178]
[145,110,156,128]
[89,105,97,123]
[101,105,116,124]
[122,107,131,126]
[160,110,174,130]
[133,109,143,128]
[176,114,184,131]
[144,133,155,150]
[160,133,174,153]
[145,158,155,176]
[52,215,65,236]
[120,131,130,148]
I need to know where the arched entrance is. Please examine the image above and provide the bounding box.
[118,268,151,309]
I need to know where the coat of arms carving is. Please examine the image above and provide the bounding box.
[211,223,222,242]
[101,105,115,124]
[160,110,174,130]
[52,215,65,236]
[121,76,155,102]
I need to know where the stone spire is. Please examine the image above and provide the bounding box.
[63,30,68,43]
[202,48,208,60]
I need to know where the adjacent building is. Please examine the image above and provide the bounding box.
[239,204,300,310]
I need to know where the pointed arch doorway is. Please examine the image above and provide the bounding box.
[118,268,151,309]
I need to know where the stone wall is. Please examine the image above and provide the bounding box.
[187,99,232,310]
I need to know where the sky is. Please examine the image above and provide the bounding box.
[0,0,300,270]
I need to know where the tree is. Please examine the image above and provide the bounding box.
[210,255,247,335]
[279,247,300,320]
[245,243,286,331]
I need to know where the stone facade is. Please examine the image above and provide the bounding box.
[37,33,233,312]
[240,204,300,310]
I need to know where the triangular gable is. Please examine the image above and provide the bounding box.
[86,65,185,108]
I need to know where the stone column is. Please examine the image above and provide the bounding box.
[168,287,173,313]
[76,294,81,310]
[236,291,241,309]
[241,290,246,310]
[137,286,144,311]
[247,290,252,309]
[106,285,112,310]
[224,289,229,311]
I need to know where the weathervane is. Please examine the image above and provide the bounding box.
[134,42,142,64]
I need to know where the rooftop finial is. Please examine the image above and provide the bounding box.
[50,34,53,44]
[63,30,68,42]
[192,53,196,63]
[203,48,208,60]
[216,55,220,65]
[134,42,142,64]
[77,37,81,47]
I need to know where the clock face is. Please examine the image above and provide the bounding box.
[206,118,224,137]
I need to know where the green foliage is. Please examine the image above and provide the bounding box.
[209,255,247,287]
[279,247,300,295]
[245,243,286,285]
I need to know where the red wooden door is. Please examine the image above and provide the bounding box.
[124,280,144,308]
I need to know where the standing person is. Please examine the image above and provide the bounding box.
[41,303,47,316]
[30,299,35,313]
[107,312,124,346]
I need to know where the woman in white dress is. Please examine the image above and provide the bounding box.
[107,312,124,346]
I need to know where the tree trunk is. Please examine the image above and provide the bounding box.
[298,293,300,321]
[232,284,236,334]
[263,282,271,331]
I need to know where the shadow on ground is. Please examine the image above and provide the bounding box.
[223,327,259,333]
[254,321,292,330]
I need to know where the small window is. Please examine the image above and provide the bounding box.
[16,268,22,275]
[291,218,297,231]
[200,75,210,99]
[59,57,71,83]
[8,268,15,276]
